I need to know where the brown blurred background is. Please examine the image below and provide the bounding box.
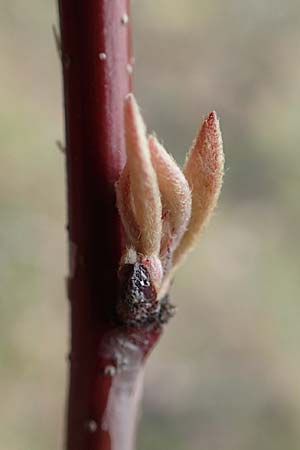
[1,1,300,449]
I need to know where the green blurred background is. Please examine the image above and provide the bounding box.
[1,1,300,449]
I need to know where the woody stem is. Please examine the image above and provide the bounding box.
[57,1,162,449]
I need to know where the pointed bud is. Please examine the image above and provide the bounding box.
[124,94,162,255]
[148,135,192,258]
[173,111,224,268]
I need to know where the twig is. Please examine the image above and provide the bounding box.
[57,1,161,449]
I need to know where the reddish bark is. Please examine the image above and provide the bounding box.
[58,1,162,449]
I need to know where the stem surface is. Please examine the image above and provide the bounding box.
[58,1,162,449]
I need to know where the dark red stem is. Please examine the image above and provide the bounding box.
[58,1,162,449]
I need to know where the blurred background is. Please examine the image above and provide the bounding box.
[1,0,300,449]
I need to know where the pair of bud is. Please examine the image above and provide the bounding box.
[116,94,224,326]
